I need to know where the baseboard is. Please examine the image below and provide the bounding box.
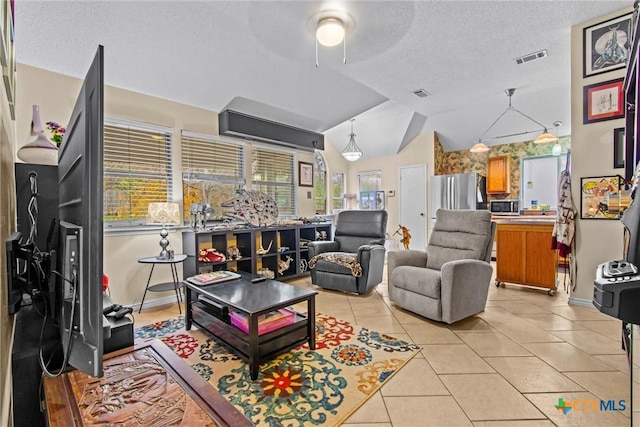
[132,295,181,312]
[568,296,594,308]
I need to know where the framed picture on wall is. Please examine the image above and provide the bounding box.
[580,175,623,219]
[583,78,624,124]
[583,12,632,78]
[298,161,313,187]
[613,127,625,169]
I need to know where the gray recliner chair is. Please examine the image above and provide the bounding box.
[388,209,496,324]
[308,210,388,294]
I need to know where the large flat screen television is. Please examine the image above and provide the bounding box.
[55,45,105,377]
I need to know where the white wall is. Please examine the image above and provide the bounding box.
[570,7,630,302]
[345,132,434,237]
[15,64,340,306]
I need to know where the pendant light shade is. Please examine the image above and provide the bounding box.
[534,131,558,144]
[470,141,490,153]
[549,121,562,154]
[17,105,58,165]
[342,119,363,161]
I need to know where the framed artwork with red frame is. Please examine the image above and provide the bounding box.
[583,78,624,124]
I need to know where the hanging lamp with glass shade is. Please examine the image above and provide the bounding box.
[550,121,562,155]
[470,140,490,153]
[342,118,363,161]
[17,105,58,165]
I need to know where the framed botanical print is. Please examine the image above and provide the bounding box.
[583,78,624,124]
[583,13,632,78]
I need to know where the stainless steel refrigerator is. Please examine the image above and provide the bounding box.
[430,172,487,220]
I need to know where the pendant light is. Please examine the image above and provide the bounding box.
[471,88,555,152]
[470,140,490,153]
[551,121,562,155]
[342,119,363,161]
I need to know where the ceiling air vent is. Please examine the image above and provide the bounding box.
[412,89,430,98]
[514,49,548,65]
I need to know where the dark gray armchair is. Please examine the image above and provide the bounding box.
[388,209,496,324]
[308,210,388,294]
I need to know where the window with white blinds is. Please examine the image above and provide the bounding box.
[181,131,245,220]
[332,172,345,210]
[252,146,295,216]
[358,170,382,191]
[103,119,173,226]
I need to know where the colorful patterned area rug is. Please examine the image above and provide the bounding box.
[134,313,420,426]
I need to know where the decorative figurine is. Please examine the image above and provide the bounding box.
[393,225,412,250]
[226,246,241,260]
[257,268,275,279]
[278,255,293,275]
[256,240,273,255]
[221,190,279,227]
[199,248,226,263]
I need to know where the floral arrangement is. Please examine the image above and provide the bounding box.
[45,121,66,147]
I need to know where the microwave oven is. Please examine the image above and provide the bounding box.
[490,199,519,215]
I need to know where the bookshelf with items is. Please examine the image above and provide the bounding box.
[182,229,255,279]
[182,220,333,281]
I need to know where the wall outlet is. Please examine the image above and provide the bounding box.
[387,190,395,197]
[307,191,312,199]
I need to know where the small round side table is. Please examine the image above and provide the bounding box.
[138,254,187,313]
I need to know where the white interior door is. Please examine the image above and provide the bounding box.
[399,164,427,250]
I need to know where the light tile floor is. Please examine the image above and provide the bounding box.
[134,265,631,426]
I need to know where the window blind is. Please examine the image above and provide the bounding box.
[332,172,345,210]
[181,131,245,220]
[252,146,295,216]
[103,119,173,225]
[358,170,382,191]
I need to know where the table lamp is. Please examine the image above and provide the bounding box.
[147,202,181,259]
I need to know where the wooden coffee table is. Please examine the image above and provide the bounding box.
[185,272,317,380]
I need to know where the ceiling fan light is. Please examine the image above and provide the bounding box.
[534,131,558,144]
[470,141,489,153]
[316,18,345,46]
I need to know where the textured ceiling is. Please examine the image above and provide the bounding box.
[16,1,630,159]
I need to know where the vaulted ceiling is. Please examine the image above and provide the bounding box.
[16,1,630,159]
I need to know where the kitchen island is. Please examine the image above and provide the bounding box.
[494,217,557,295]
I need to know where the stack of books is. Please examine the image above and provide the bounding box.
[230,308,295,335]
[187,270,240,286]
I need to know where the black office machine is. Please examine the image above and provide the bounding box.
[594,260,640,324]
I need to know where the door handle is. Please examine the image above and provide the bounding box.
[420,213,425,217]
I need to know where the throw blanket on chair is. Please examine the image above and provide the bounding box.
[309,253,363,277]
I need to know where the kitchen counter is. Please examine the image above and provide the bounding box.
[492,215,555,223]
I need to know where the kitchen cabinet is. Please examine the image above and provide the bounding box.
[495,221,557,294]
[487,155,510,194]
